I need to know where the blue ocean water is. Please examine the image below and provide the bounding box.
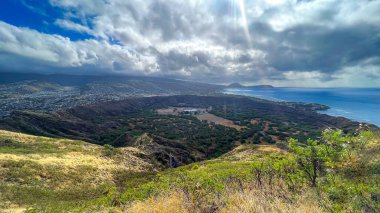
[224,87,380,126]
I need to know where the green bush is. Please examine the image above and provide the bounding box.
[102,144,118,157]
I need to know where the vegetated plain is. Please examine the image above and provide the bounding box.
[0,95,365,167]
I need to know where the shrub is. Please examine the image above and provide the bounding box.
[103,144,118,157]
[288,130,349,187]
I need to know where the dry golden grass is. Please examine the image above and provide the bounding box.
[0,152,117,168]
[222,144,286,161]
[127,192,189,213]
[126,183,323,213]
[221,188,322,213]
[255,145,284,153]
[0,130,152,172]
[0,130,40,143]
[0,129,155,212]
[1,207,25,213]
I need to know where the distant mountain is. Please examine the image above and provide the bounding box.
[0,72,223,91]
[228,83,244,88]
[250,85,274,88]
[228,82,274,88]
[0,72,224,117]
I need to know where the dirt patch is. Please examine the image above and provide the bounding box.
[196,113,245,131]
[156,108,178,115]
[156,107,245,131]
[270,135,282,143]
[250,119,260,125]
[156,107,207,115]
[263,122,270,131]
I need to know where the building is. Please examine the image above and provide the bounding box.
[183,108,199,115]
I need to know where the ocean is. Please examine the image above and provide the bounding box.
[224,87,380,126]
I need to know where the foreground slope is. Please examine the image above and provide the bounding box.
[125,131,380,213]
[126,144,323,213]
[0,130,155,212]
[1,129,378,212]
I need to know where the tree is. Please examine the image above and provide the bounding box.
[288,130,349,187]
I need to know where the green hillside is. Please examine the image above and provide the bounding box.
[124,130,380,212]
[0,129,379,212]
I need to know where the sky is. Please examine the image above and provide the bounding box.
[0,0,379,87]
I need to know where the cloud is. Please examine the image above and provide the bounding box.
[0,0,379,87]
[0,21,158,75]
[54,19,93,35]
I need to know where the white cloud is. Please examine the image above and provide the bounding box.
[0,0,379,87]
[0,21,159,74]
[0,21,80,66]
[283,70,326,80]
[328,58,380,87]
[55,19,93,35]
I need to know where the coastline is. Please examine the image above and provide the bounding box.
[223,88,380,127]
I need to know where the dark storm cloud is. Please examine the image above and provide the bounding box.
[255,24,380,73]
[0,0,379,86]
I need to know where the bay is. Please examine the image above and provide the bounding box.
[224,87,380,126]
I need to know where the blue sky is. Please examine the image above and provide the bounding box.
[0,0,91,40]
[0,0,379,87]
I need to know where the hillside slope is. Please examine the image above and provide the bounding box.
[124,130,380,212]
[1,129,378,212]
[0,130,156,212]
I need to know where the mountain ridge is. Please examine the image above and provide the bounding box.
[228,82,274,88]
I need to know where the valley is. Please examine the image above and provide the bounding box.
[0,95,365,168]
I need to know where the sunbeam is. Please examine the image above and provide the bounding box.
[236,0,252,47]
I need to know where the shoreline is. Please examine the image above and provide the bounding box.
[223,88,379,127]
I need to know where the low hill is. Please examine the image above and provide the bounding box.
[227,82,244,88]
[227,82,274,88]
